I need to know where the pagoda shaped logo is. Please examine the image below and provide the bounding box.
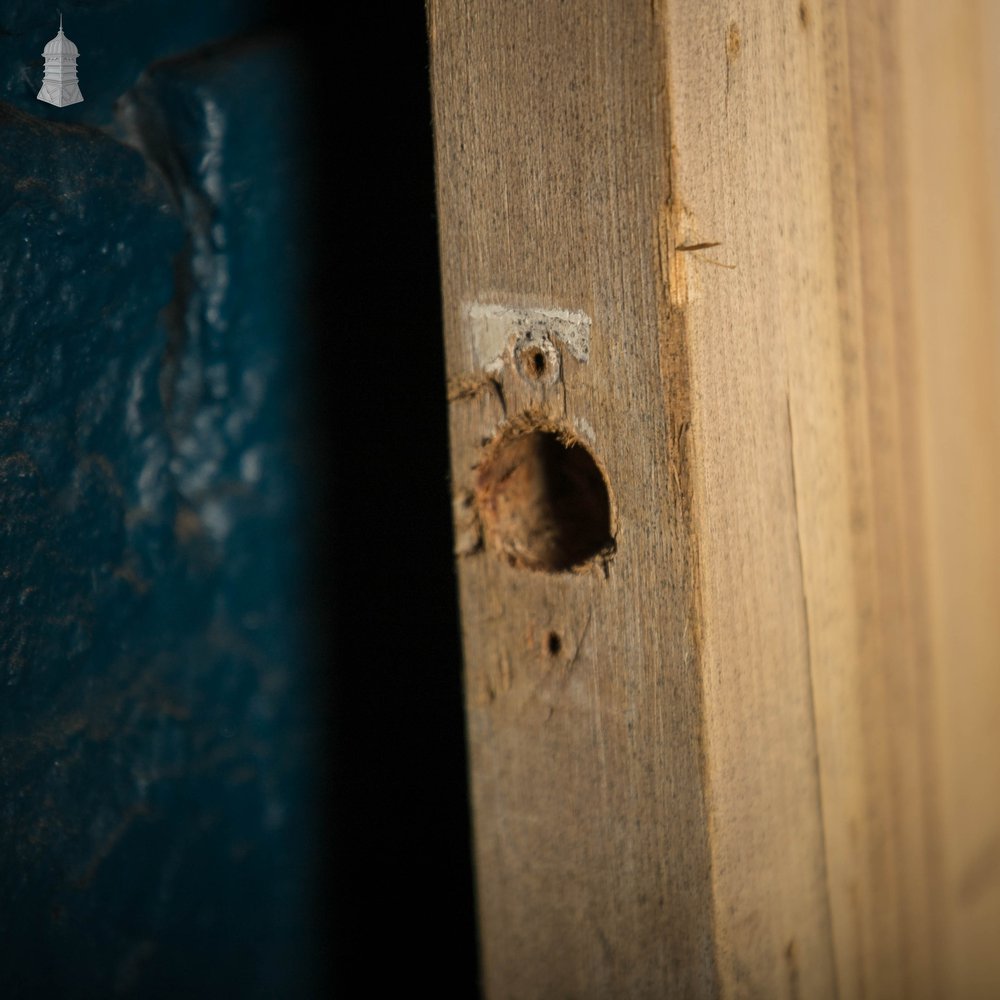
[37,14,83,108]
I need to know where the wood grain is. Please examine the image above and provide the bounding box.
[428,1,1000,996]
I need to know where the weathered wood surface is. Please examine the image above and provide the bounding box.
[428,2,1000,997]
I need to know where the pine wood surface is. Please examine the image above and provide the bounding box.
[428,2,1000,996]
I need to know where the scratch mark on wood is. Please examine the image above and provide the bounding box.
[565,608,594,677]
[785,939,801,1000]
[675,241,722,252]
[447,371,506,417]
[786,388,841,999]
[675,241,735,269]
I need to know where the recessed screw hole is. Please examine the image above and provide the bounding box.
[546,631,561,656]
[475,428,614,572]
[530,350,546,375]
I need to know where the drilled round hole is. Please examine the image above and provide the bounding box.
[546,631,562,656]
[514,337,559,384]
[475,426,614,572]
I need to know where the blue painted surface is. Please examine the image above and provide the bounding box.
[0,5,316,996]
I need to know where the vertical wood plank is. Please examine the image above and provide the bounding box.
[429,4,718,996]
[661,1,841,995]
[428,1,1000,996]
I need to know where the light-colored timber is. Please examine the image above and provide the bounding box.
[428,2,1000,997]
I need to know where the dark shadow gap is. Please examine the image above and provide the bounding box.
[303,7,478,994]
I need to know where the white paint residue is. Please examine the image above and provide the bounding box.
[464,302,591,370]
